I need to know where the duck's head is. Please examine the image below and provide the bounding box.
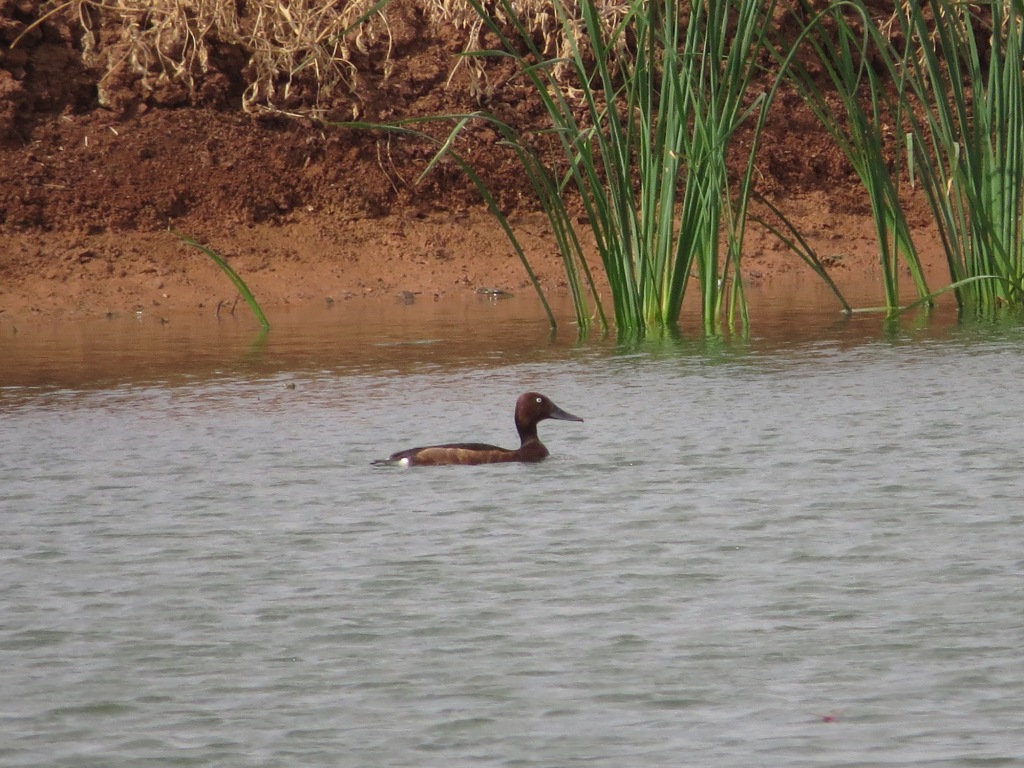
[515,392,583,433]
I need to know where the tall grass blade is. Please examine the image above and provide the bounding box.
[750,194,852,314]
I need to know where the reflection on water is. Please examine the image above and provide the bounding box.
[2,284,1024,767]
[0,279,1009,394]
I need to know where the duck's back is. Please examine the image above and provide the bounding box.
[378,441,548,466]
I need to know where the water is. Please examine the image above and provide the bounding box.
[2,294,1023,767]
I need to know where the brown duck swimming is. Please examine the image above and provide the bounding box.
[372,392,583,466]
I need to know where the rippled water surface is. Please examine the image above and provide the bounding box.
[2,295,1023,767]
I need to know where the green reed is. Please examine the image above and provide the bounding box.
[789,1,1024,313]
[175,232,271,329]
[462,0,787,334]
[888,0,1024,310]
[777,1,931,313]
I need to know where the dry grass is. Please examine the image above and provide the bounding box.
[62,0,395,115]
[29,0,630,117]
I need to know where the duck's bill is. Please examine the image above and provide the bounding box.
[550,405,583,422]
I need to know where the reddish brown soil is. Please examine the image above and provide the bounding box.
[0,3,941,320]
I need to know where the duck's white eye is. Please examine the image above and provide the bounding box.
[535,397,543,404]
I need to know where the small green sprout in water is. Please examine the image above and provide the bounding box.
[173,231,271,330]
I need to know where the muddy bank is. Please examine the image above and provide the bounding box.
[1,2,938,320]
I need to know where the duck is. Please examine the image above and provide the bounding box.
[372,392,583,466]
